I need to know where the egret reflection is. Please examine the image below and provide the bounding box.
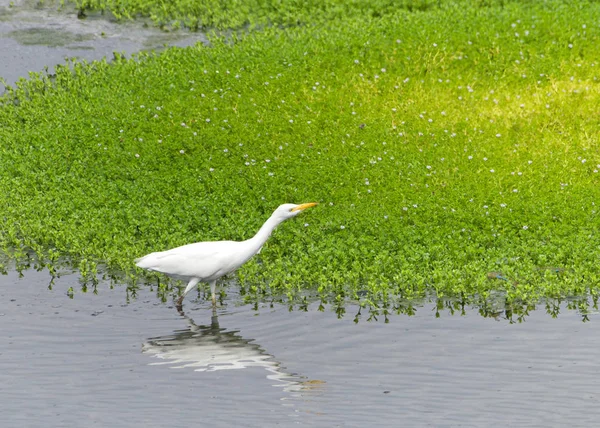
[142,309,324,394]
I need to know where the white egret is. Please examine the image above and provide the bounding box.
[135,202,317,311]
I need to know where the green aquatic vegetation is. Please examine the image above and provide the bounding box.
[66,0,444,31]
[1,0,600,314]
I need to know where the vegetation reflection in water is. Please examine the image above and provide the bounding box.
[6,251,599,325]
[1,0,600,314]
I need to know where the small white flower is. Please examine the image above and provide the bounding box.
[135,153,140,158]
[180,150,185,154]
[496,134,501,138]
[340,225,345,230]
[209,167,214,172]
[522,225,528,230]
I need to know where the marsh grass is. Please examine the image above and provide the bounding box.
[1,0,600,317]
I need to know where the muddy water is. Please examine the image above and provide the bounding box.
[2,269,600,427]
[0,0,207,91]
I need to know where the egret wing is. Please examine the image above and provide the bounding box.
[135,240,244,279]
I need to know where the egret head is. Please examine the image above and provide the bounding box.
[275,202,318,220]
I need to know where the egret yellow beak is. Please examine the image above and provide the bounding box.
[291,202,318,212]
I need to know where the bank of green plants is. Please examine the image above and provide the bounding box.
[1,0,600,316]
[67,0,448,31]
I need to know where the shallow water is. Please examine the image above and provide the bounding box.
[0,0,207,91]
[2,269,600,427]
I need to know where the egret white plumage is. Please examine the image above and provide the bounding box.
[135,202,317,311]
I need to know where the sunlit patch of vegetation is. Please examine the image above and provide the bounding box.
[1,0,600,318]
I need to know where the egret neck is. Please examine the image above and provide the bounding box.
[246,211,288,255]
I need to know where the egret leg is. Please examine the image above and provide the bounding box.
[209,280,217,307]
[176,278,200,312]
